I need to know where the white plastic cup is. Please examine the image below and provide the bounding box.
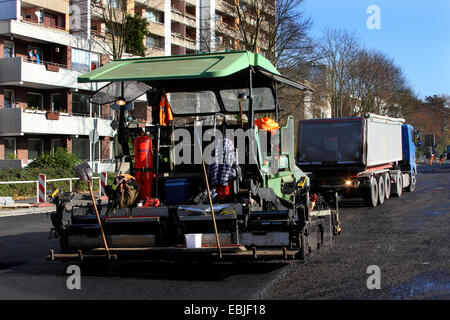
[185,234,202,248]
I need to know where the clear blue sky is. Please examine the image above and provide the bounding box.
[301,0,450,99]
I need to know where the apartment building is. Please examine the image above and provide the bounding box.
[132,0,199,56]
[133,0,275,56]
[0,0,115,172]
[205,0,275,53]
[0,0,277,171]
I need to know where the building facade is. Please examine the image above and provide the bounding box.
[0,0,276,172]
[0,0,119,172]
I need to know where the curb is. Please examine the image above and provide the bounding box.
[0,206,56,218]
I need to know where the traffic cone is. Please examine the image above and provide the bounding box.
[429,155,435,166]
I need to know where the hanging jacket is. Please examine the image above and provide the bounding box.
[207,138,238,187]
[159,90,174,126]
[255,117,280,132]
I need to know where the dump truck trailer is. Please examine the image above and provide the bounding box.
[297,114,420,207]
[48,51,341,263]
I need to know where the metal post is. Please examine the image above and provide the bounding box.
[36,181,39,204]
[274,82,279,122]
[248,68,254,129]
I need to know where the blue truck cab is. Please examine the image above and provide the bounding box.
[401,124,420,188]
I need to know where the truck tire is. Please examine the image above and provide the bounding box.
[406,171,416,192]
[363,177,378,207]
[392,174,403,197]
[377,175,385,205]
[384,173,391,200]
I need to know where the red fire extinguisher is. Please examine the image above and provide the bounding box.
[133,136,154,201]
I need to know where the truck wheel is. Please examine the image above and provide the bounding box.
[392,174,403,197]
[363,177,378,207]
[384,173,391,200]
[377,176,385,205]
[406,172,416,192]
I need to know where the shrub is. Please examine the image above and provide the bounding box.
[27,147,82,171]
[0,149,109,200]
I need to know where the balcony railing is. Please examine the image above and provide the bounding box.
[20,18,67,32]
[0,57,92,91]
[0,108,116,138]
[24,59,69,71]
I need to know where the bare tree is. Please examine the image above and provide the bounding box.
[266,0,316,69]
[348,48,409,116]
[208,0,314,69]
[90,0,130,59]
[316,28,360,117]
[70,0,153,60]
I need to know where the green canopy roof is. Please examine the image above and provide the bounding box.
[78,51,281,84]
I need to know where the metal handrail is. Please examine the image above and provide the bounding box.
[0,176,102,203]
[21,18,67,32]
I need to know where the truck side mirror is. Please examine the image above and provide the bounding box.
[414,131,422,147]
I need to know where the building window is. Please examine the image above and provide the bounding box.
[4,138,16,159]
[4,41,15,58]
[73,139,89,161]
[91,53,100,71]
[72,49,100,73]
[27,92,44,110]
[28,139,43,160]
[72,93,90,116]
[146,35,163,49]
[4,89,15,108]
[51,138,62,155]
[51,93,63,112]
[146,10,162,23]
[73,139,100,161]
[106,0,125,10]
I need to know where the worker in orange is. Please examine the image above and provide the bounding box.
[429,145,436,166]
[159,90,174,126]
[255,117,280,133]
[255,117,281,163]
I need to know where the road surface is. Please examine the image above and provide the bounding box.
[0,163,448,300]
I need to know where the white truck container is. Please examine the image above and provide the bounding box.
[366,114,404,167]
[297,114,418,207]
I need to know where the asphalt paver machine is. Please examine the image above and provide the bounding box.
[48,51,340,262]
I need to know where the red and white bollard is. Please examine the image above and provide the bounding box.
[100,172,108,200]
[34,174,52,207]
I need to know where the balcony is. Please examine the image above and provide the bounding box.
[0,108,115,138]
[0,57,98,91]
[0,19,101,52]
[20,17,67,33]
[21,0,70,16]
[148,20,165,37]
[146,46,166,57]
[216,0,235,13]
[171,8,196,28]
